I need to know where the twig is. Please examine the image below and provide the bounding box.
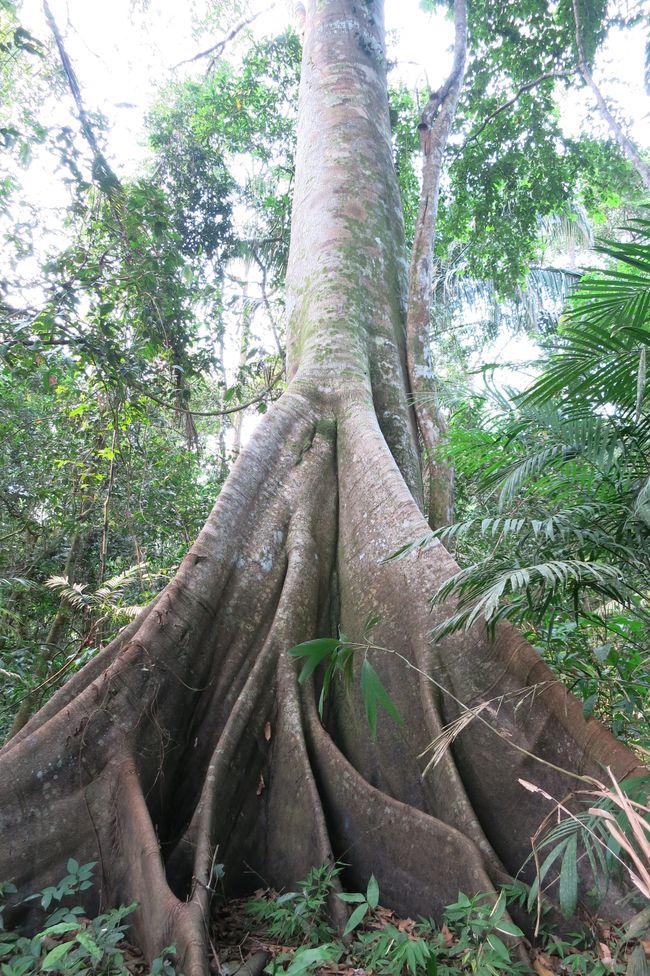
[42,0,121,192]
[460,71,573,151]
[174,3,276,69]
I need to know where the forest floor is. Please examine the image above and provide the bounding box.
[201,891,650,976]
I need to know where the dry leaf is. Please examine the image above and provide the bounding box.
[598,942,613,966]
[264,722,272,741]
[256,773,265,796]
[441,924,454,948]
[532,960,555,976]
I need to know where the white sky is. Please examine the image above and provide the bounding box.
[17,0,649,178]
[10,0,650,407]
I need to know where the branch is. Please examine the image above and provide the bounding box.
[174,3,276,69]
[460,71,573,151]
[42,0,121,193]
[572,0,650,190]
[139,370,284,418]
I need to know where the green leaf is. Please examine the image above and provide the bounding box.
[343,902,369,936]
[42,921,79,936]
[495,920,524,938]
[75,931,103,961]
[318,662,334,719]
[285,944,340,976]
[288,639,339,683]
[583,692,598,720]
[559,832,578,918]
[360,658,404,739]
[336,892,366,903]
[486,933,511,962]
[366,875,379,909]
[41,941,74,969]
[425,954,438,976]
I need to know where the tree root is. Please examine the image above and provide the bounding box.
[0,395,645,972]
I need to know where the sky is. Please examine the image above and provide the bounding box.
[9,0,650,407]
[18,0,648,179]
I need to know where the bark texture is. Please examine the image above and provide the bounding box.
[0,0,645,972]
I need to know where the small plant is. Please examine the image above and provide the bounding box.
[0,862,178,975]
[337,873,379,935]
[246,864,340,946]
[247,868,536,976]
[354,922,437,976]
[438,890,528,975]
[288,629,403,739]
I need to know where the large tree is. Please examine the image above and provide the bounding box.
[0,0,645,972]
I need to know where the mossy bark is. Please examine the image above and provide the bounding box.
[0,0,645,973]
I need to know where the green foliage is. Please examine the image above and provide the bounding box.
[430,0,643,296]
[435,890,527,975]
[0,863,178,975]
[420,215,650,749]
[524,774,650,919]
[289,636,403,738]
[337,875,379,936]
[246,864,340,946]
[248,870,539,976]
[0,357,223,737]
[148,29,300,278]
[522,213,650,412]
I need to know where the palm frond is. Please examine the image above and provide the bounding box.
[522,221,650,413]
[430,559,631,641]
[94,562,149,601]
[45,576,90,610]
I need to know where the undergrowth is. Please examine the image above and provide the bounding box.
[0,860,176,976]
[3,861,649,976]
[239,865,649,976]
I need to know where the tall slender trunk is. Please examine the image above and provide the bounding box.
[572,0,650,190]
[405,0,467,529]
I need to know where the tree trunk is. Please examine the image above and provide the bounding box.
[406,0,466,530]
[571,0,650,191]
[0,1,644,972]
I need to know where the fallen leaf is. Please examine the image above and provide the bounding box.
[264,722,272,741]
[256,773,265,796]
[532,960,555,976]
[441,924,454,948]
[598,942,613,966]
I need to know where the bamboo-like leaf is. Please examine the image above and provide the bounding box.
[360,658,404,739]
